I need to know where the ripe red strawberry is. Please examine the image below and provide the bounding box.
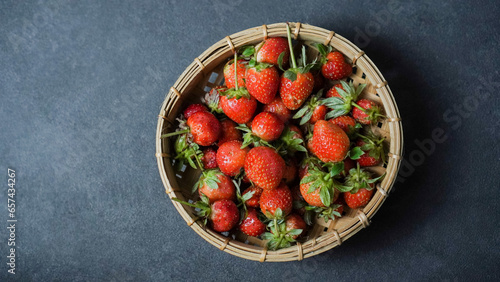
[352,98,384,125]
[183,103,207,119]
[285,214,307,239]
[172,196,239,233]
[239,208,267,237]
[242,186,263,208]
[260,182,293,218]
[185,111,221,146]
[279,24,315,110]
[251,112,284,142]
[220,52,258,124]
[262,96,292,123]
[326,83,344,98]
[201,147,218,169]
[311,105,327,124]
[256,37,290,66]
[218,119,242,146]
[280,71,315,110]
[216,140,248,176]
[310,120,350,163]
[330,115,357,134]
[210,199,240,232]
[343,187,374,209]
[197,170,236,203]
[246,65,279,104]
[320,48,352,80]
[223,59,246,89]
[343,163,384,209]
[288,124,303,140]
[220,94,257,124]
[244,146,285,190]
[356,140,380,167]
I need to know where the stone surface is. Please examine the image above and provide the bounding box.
[1,0,499,280]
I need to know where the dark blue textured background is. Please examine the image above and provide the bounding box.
[1,0,499,281]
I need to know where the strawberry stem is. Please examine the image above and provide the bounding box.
[161,129,190,138]
[233,51,239,90]
[351,102,367,113]
[286,23,297,69]
[172,198,197,208]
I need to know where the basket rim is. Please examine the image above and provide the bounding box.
[155,22,403,262]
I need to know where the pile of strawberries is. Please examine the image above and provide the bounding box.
[164,24,387,250]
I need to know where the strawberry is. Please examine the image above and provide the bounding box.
[210,199,240,232]
[352,98,384,125]
[239,208,267,237]
[256,37,290,66]
[260,182,293,218]
[285,213,307,239]
[343,163,385,209]
[220,54,258,124]
[162,111,221,147]
[279,24,315,110]
[250,112,284,142]
[186,111,221,146]
[322,52,352,80]
[329,115,357,134]
[242,185,263,208]
[343,187,374,209]
[262,96,292,123]
[183,103,207,119]
[355,131,387,167]
[299,170,340,207]
[172,196,239,232]
[315,44,352,80]
[246,63,280,104]
[325,83,344,98]
[324,80,366,120]
[280,72,314,110]
[310,120,350,163]
[196,169,236,203]
[244,146,285,190]
[216,140,249,176]
[201,147,218,169]
[218,119,242,146]
[223,58,246,89]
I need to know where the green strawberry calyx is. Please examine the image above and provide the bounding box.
[304,204,342,225]
[262,209,302,250]
[325,80,367,119]
[345,163,385,194]
[275,126,307,157]
[312,43,333,65]
[192,169,223,193]
[172,194,211,226]
[236,123,274,149]
[357,130,387,164]
[300,163,345,207]
[352,101,385,124]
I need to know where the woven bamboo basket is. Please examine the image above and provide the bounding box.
[156,22,403,262]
